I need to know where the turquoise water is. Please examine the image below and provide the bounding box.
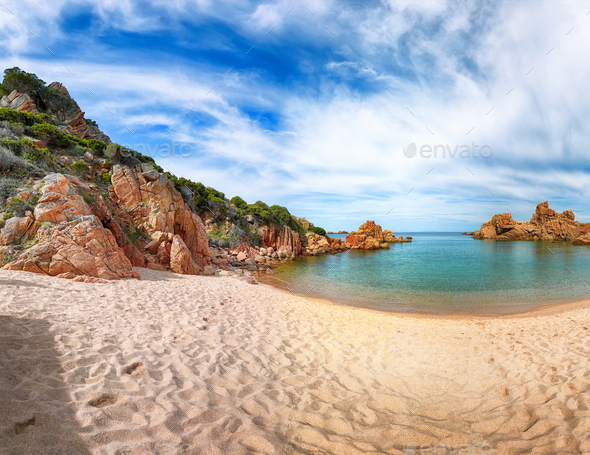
[265,232,590,315]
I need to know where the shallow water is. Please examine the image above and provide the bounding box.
[262,232,590,315]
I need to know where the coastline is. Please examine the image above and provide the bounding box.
[257,263,590,319]
[2,267,590,454]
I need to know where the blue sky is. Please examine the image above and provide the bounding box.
[2,0,590,232]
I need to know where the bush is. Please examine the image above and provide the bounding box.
[86,139,105,155]
[84,118,98,128]
[0,107,45,127]
[230,196,247,210]
[0,177,18,203]
[7,197,33,217]
[2,68,45,96]
[311,226,326,236]
[70,161,89,178]
[31,123,71,148]
[0,120,24,136]
[0,138,23,156]
[0,145,39,177]
[101,172,111,184]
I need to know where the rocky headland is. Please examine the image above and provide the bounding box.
[0,68,410,284]
[471,201,590,244]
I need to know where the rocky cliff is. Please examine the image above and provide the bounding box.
[471,201,590,244]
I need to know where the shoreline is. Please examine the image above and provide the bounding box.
[257,266,590,320]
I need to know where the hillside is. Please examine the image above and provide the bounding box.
[0,68,410,282]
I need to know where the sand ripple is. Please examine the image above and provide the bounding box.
[1,268,590,454]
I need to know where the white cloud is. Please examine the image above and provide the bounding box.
[3,0,590,231]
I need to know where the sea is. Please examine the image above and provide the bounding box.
[260,232,590,315]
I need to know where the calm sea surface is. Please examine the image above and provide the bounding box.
[261,232,590,315]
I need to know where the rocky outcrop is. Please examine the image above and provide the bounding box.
[346,220,411,249]
[303,232,333,255]
[110,163,210,272]
[472,202,589,244]
[44,82,111,143]
[258,224,303,256]
[0,90,39,114]
[0,85,111,143]
[1,174,138,280]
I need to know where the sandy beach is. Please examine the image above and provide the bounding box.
[2,268,590,455]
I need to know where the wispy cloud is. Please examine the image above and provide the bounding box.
[2,0,590,231]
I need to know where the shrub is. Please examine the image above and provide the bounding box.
[0,177,18,203]
[230,196,248,210]
[31,123,71,148]
[84,118,98,128]
[311,226,326,236]
[101,172,111,184]
[0,138,23,156]
[2,68,45,95]
[0,107,45,127]
[7,197,34,217]
[70,161,89,178]
[0,145,39,177]
[0,120,25,136]
[86,139,105,155]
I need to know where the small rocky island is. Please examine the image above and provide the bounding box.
[470,201,590,244]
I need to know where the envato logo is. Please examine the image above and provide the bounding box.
[403,142,493,159]
[403,442,493,455]
[105,141,194,159]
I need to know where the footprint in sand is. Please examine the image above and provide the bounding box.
[14,416,35,435]
[88,393,117,408]
[124,361,144,377]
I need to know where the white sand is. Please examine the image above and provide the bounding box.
[1,268,590,454]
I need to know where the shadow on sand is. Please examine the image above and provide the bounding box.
[0,315,92,455]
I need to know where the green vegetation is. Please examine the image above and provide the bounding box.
[2,68,46,96]
[311,226,327,236]
[7,196,33,217]
[31,123,72,148]
[82,194,95,204]
[122,222,150,244]
[84,118,98,128]
[70,161,89,178]
[0,107,46,126]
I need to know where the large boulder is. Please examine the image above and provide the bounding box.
[0,215,39,245]
[170,235,200,275]
[2,174,137,280]
[110,164,210,273]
